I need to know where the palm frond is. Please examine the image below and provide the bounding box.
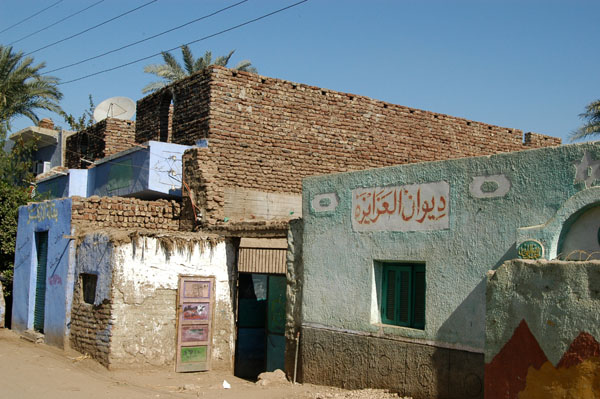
[214,50,235,67]
[570,99,600,142]
[141,46,258,94]
[234,60,257,73]
[0,45,63,135]
[181,45,196,75]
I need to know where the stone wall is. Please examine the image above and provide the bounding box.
[71,196,181,231]
[66,118,136,168]
[149,66,561,227]
[485,259,600,398]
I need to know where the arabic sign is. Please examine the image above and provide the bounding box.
[352,181,449,232]
[517,240,544,260]
[27,202,58,224]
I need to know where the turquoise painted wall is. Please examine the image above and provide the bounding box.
[301,142,600,350]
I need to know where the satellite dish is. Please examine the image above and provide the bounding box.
[93,96,136,123]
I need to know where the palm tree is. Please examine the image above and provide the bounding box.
[142,45,257,94]
[570,99,600,142]
[0,45,63,138]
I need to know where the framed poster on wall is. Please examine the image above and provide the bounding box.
[176,276,215,372]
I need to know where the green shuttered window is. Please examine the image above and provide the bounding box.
[381,263,425,329]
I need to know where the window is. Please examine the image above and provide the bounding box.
[381,263,425,329]
[81,273,98,305]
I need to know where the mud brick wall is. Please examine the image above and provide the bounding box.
[524,131,562,147]
[70,196,181,231]
[135,65,561,226]
[65,118,136,169]
[69,275,112,367]
[136,69,211,144]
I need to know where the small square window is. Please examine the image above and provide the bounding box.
[81,273,98,305]
[380,263,425,329]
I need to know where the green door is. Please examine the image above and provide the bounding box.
[266,275,286,372]
[34,231,48,333]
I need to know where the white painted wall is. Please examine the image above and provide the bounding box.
[108,237,236,369]
[561,206,600,260]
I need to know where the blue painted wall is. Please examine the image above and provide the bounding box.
[12,199,74,347]
[35,141,189,200]
[147,141,190,198]
[36,170,88,199]
[75,234,113,305]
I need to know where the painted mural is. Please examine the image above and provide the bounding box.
[486,260,600,399]
[486,320,600,398]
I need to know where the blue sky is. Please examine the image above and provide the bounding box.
[1,0,599,143]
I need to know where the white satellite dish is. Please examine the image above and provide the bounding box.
[93,96,136,123]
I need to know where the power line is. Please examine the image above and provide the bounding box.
[10,0,105,46]
[45,0,248,74]
[0,0,63,35]
[59,0,309,85]
[24,0,158,56]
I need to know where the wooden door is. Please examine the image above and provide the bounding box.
[176,276,214,372]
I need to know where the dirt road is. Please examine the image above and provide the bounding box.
[0,328,402,399]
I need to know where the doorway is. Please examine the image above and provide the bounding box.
[234,273,286,379]
[34,231,48,333]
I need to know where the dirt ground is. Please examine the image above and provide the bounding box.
[0,328,407,399]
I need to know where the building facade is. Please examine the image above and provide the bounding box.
[297,142,599,398]
[12,66,561,378]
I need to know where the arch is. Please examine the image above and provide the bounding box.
[516,187,600,259]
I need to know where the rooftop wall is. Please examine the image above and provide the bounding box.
[138,66,559,226]
[66,118,136,169]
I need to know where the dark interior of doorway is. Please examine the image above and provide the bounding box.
[234,273,286,380]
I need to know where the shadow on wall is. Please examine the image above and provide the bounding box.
[429,243,517,398]
[431,279,486,399]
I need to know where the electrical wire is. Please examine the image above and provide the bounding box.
[0,0,63,35]
[24,0,158,56]
[58,0,309,85]
[45,0,248,74]
[9,0,105,46]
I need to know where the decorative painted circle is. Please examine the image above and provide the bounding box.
[319,197,332,207]
[517,240,544,260]
[481,180,499,193]
[469,174,511,198]
[311,193,339,213]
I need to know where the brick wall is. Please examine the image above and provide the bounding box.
[136,70,211,144]
[66,118,136,168]
[524,131,562,147]
[134,65,561,226]
[70,275,112,367]
[71,196,181,231]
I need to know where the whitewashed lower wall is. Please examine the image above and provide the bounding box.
[108,237,236,370]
